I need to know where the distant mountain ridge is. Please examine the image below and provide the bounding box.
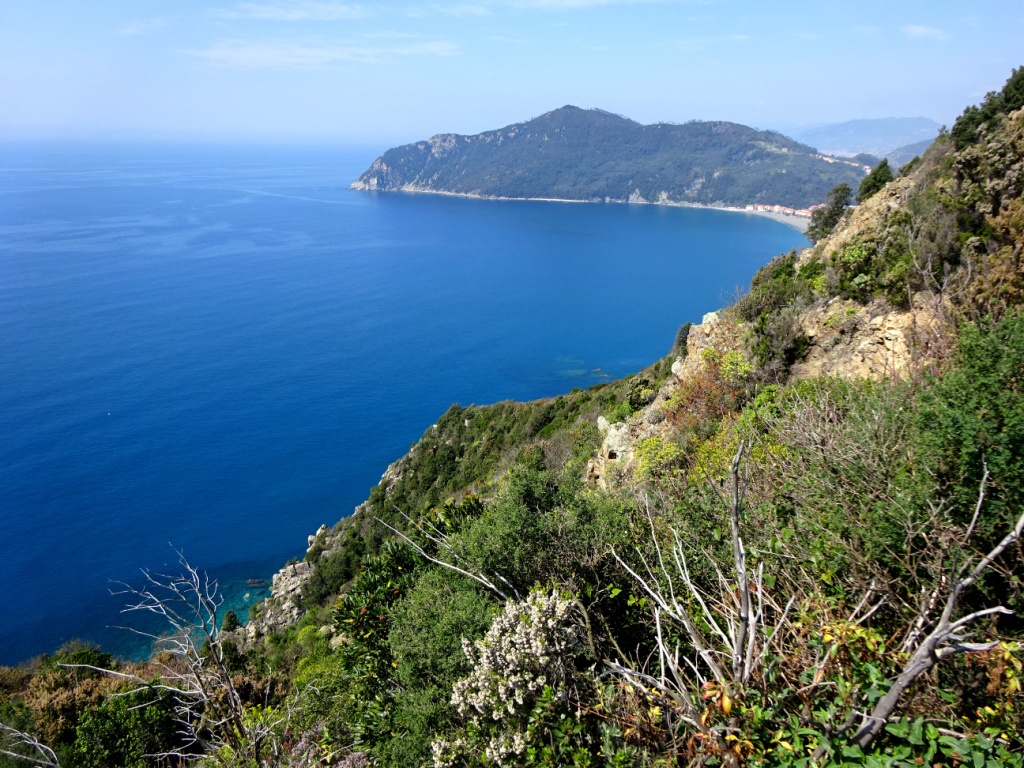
[793,117,942,157]
[885,138,936,168]
[352,106,867,209]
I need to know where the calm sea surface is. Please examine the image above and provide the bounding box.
[0,143,807,664]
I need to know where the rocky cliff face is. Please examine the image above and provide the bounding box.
[791,292,942,380]
[587,194,945,487]
[814,175,916,264]
[234,524,335,647]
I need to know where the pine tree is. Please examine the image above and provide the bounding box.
[806,183,851,244]
[857,158,894,203]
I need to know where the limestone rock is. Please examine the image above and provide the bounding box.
[813,176,918,266]
[307,523,329,549]
[791,294,943,380]
[237,519,355,648]
[587,309,748,488]
[236,558,312,646]
[670,310,745,384]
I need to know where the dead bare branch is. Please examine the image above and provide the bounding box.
[0,725,62,768]
[850,471,1023,750]
[609,441,794,752]
[376,517,516,601]
[58,548,296,764]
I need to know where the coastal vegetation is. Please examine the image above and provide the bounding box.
[351,106,867,210]
[804,183,852,245]
[3,69,1024,767]
[856,160,893,203]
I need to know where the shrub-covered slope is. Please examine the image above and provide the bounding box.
[3,69,1024,768]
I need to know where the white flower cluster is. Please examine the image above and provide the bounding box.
[431,732,528,768]
[432,589,580,767]
[431,736,469,768]
[452,589,579,722]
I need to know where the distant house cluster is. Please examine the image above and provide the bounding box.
[745,203,818,218]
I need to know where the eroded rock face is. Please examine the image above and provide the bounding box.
[235,559,311,646]
[308,524,329,548]
[586,284,942,491]
[791,294,942,380]
[587,417,636,489]
[587,310,749,487]
[670,311,742,382]
[235,523,342,647]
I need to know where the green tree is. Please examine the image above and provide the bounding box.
[857,158,894,202]
[951,65,1024,149]
[221,610,241,632]
[805,182,852,243]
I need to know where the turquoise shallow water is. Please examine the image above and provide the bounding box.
[0,142,807,663]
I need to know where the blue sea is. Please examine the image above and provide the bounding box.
[0,142,807,664]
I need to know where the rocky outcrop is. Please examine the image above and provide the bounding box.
[669,311,747,381]
[587,310,749,487]
[236,560,311,645]
[235,524,338,647]
[807,176,919,267]
[586,282,941,488]
[586,416,636,489]
[791,294,942,380]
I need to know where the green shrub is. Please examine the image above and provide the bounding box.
[674,321,692,353]
[918,310,1024,547]
[221,609,241,632]
[71,688,179,768]
[604,399,633,424]
[634,437,685,484]
[736,250,798,322]
[626,375,656,411]
[389,569,495,693]
[301,529,366,609]
[446,467,558,595]
[857,158,894,203]
[290,651,356,741]
[46,643,113,675]
[806,182,852,243]
[743,376,933,599]
[375,571,496,767]
[749,306,810,378]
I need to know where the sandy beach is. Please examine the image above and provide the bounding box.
[357,184,813,235]
[726,207,810,234]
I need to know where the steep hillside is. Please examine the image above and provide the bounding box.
[3,70,1024,768]
[352,106,867,209]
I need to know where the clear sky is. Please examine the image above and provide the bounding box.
[1,0,1021,146]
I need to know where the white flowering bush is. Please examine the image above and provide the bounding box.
[432,589,583,766]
